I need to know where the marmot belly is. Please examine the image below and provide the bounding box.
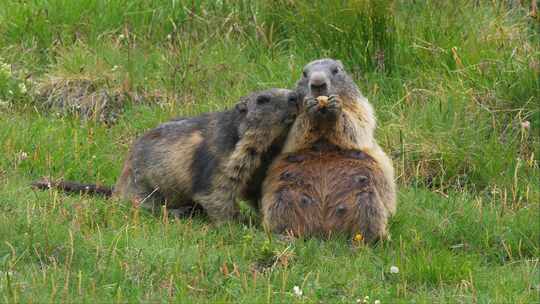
[261,143,390,241]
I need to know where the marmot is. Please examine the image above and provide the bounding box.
[260,59,396,242]
[33,88,299,223]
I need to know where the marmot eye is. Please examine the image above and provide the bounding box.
[256,95,271,105]
[331,67,339,75]
[287,93,298,104]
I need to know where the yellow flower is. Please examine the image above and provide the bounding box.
[353,233,363,242]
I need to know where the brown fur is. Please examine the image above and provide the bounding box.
[261,59,396,241]
[113,130,205,211]
[262,143,393,241]
[193,127,286,222]
[281,95,376,153]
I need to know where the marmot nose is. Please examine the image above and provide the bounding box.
[309,72,328,96]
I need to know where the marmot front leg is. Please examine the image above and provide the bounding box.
[327,95,342,110]
[306,95,343,125]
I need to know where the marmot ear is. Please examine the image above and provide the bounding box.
[235,100,248,114]
[256,94,271,105]
[336,60,344,69]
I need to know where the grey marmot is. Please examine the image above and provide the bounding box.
[33,88,299,223]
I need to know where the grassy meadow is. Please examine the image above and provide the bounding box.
[0,0,539,302]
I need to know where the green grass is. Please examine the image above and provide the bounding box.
[1,0,539,302]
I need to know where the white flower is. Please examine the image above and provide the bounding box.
[166,34,172,40]
[374,300,381,304]
[292,285,302,297]
[111,65,119,72]
[0,62,10,75]
[118,34,126,40]
[390,266,399,274]
[521,121,530,130]
[18,151,29,161]
[356,296,371,304]
[18,82,27,94]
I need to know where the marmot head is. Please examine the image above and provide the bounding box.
[295,58,362,108]
[235,88,299,138]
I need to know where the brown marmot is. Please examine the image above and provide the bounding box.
[260,59,396,242]
[33,88,299,223]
